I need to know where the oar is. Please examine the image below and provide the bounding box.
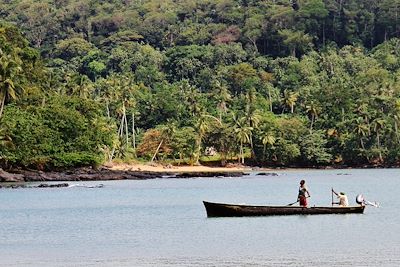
[287,200,299,206]
[287,196,310,206]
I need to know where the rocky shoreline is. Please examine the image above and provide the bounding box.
[0,167,247,185]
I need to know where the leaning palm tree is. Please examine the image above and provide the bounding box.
[151,122,176,162]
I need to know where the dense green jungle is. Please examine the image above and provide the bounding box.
[1,0,400,170]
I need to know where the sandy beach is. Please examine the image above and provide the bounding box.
[106,162,254,173]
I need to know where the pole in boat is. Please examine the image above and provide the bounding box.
[331,188,334,207]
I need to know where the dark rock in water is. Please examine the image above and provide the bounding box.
[174,172,245,178]
[37,183,69,188]
[1,183,70,189]
[8,184,26,189]
[256,172,279,176]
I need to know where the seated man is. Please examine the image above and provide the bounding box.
[332,189,349,206]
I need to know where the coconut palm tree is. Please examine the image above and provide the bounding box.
[0,54,22,118]
[282,90,299,114]
[69,73,94,99]
[211,80,231,121]
[233,115,253,164]
[371,117,386,162]
[353,117,369,151]
[193,113,216,165]
[306,101,321,132]
[244,88,261,159]
[261,132,276,161]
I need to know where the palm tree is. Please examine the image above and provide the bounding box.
[233,115,253,164]
[282,90,298,114]
[244,88,261,128]
[353,117,369,153]
[193,113,214,165]
[69,74,93,99]
[306,101,321,132]
[244,88,261,159]
[371,118,386,162]
[0,54,22,118]
[212,80,231,121]
[180,80,202,117]
[261,132,276,161]
[151,122,176,162]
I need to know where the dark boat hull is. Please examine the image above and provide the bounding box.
[203,201,365,217]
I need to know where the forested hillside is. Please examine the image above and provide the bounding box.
[1,0,400,169]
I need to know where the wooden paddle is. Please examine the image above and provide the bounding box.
[287,200,299,206]
[287,196,310,206]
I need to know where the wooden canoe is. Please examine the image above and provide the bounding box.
[203,201,365,217]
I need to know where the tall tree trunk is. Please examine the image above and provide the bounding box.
[310,114,315,132]
[240,141,244,164]
[248,37,258,53]
[360,138,365,150]
[106,100,110,119]
[118,114,124,137]
[195,135,202,165]
[124,105,129,147]
[268,88,272,112]
[395,120,399,143]
[0,94,6,118]
[132,112,136,150]
[151,140,163,162]
[291,47,296,57]
[377,131,382,162]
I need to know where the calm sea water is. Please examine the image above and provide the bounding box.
[0,169,399,266]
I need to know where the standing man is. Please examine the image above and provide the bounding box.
[297,180,311,207]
